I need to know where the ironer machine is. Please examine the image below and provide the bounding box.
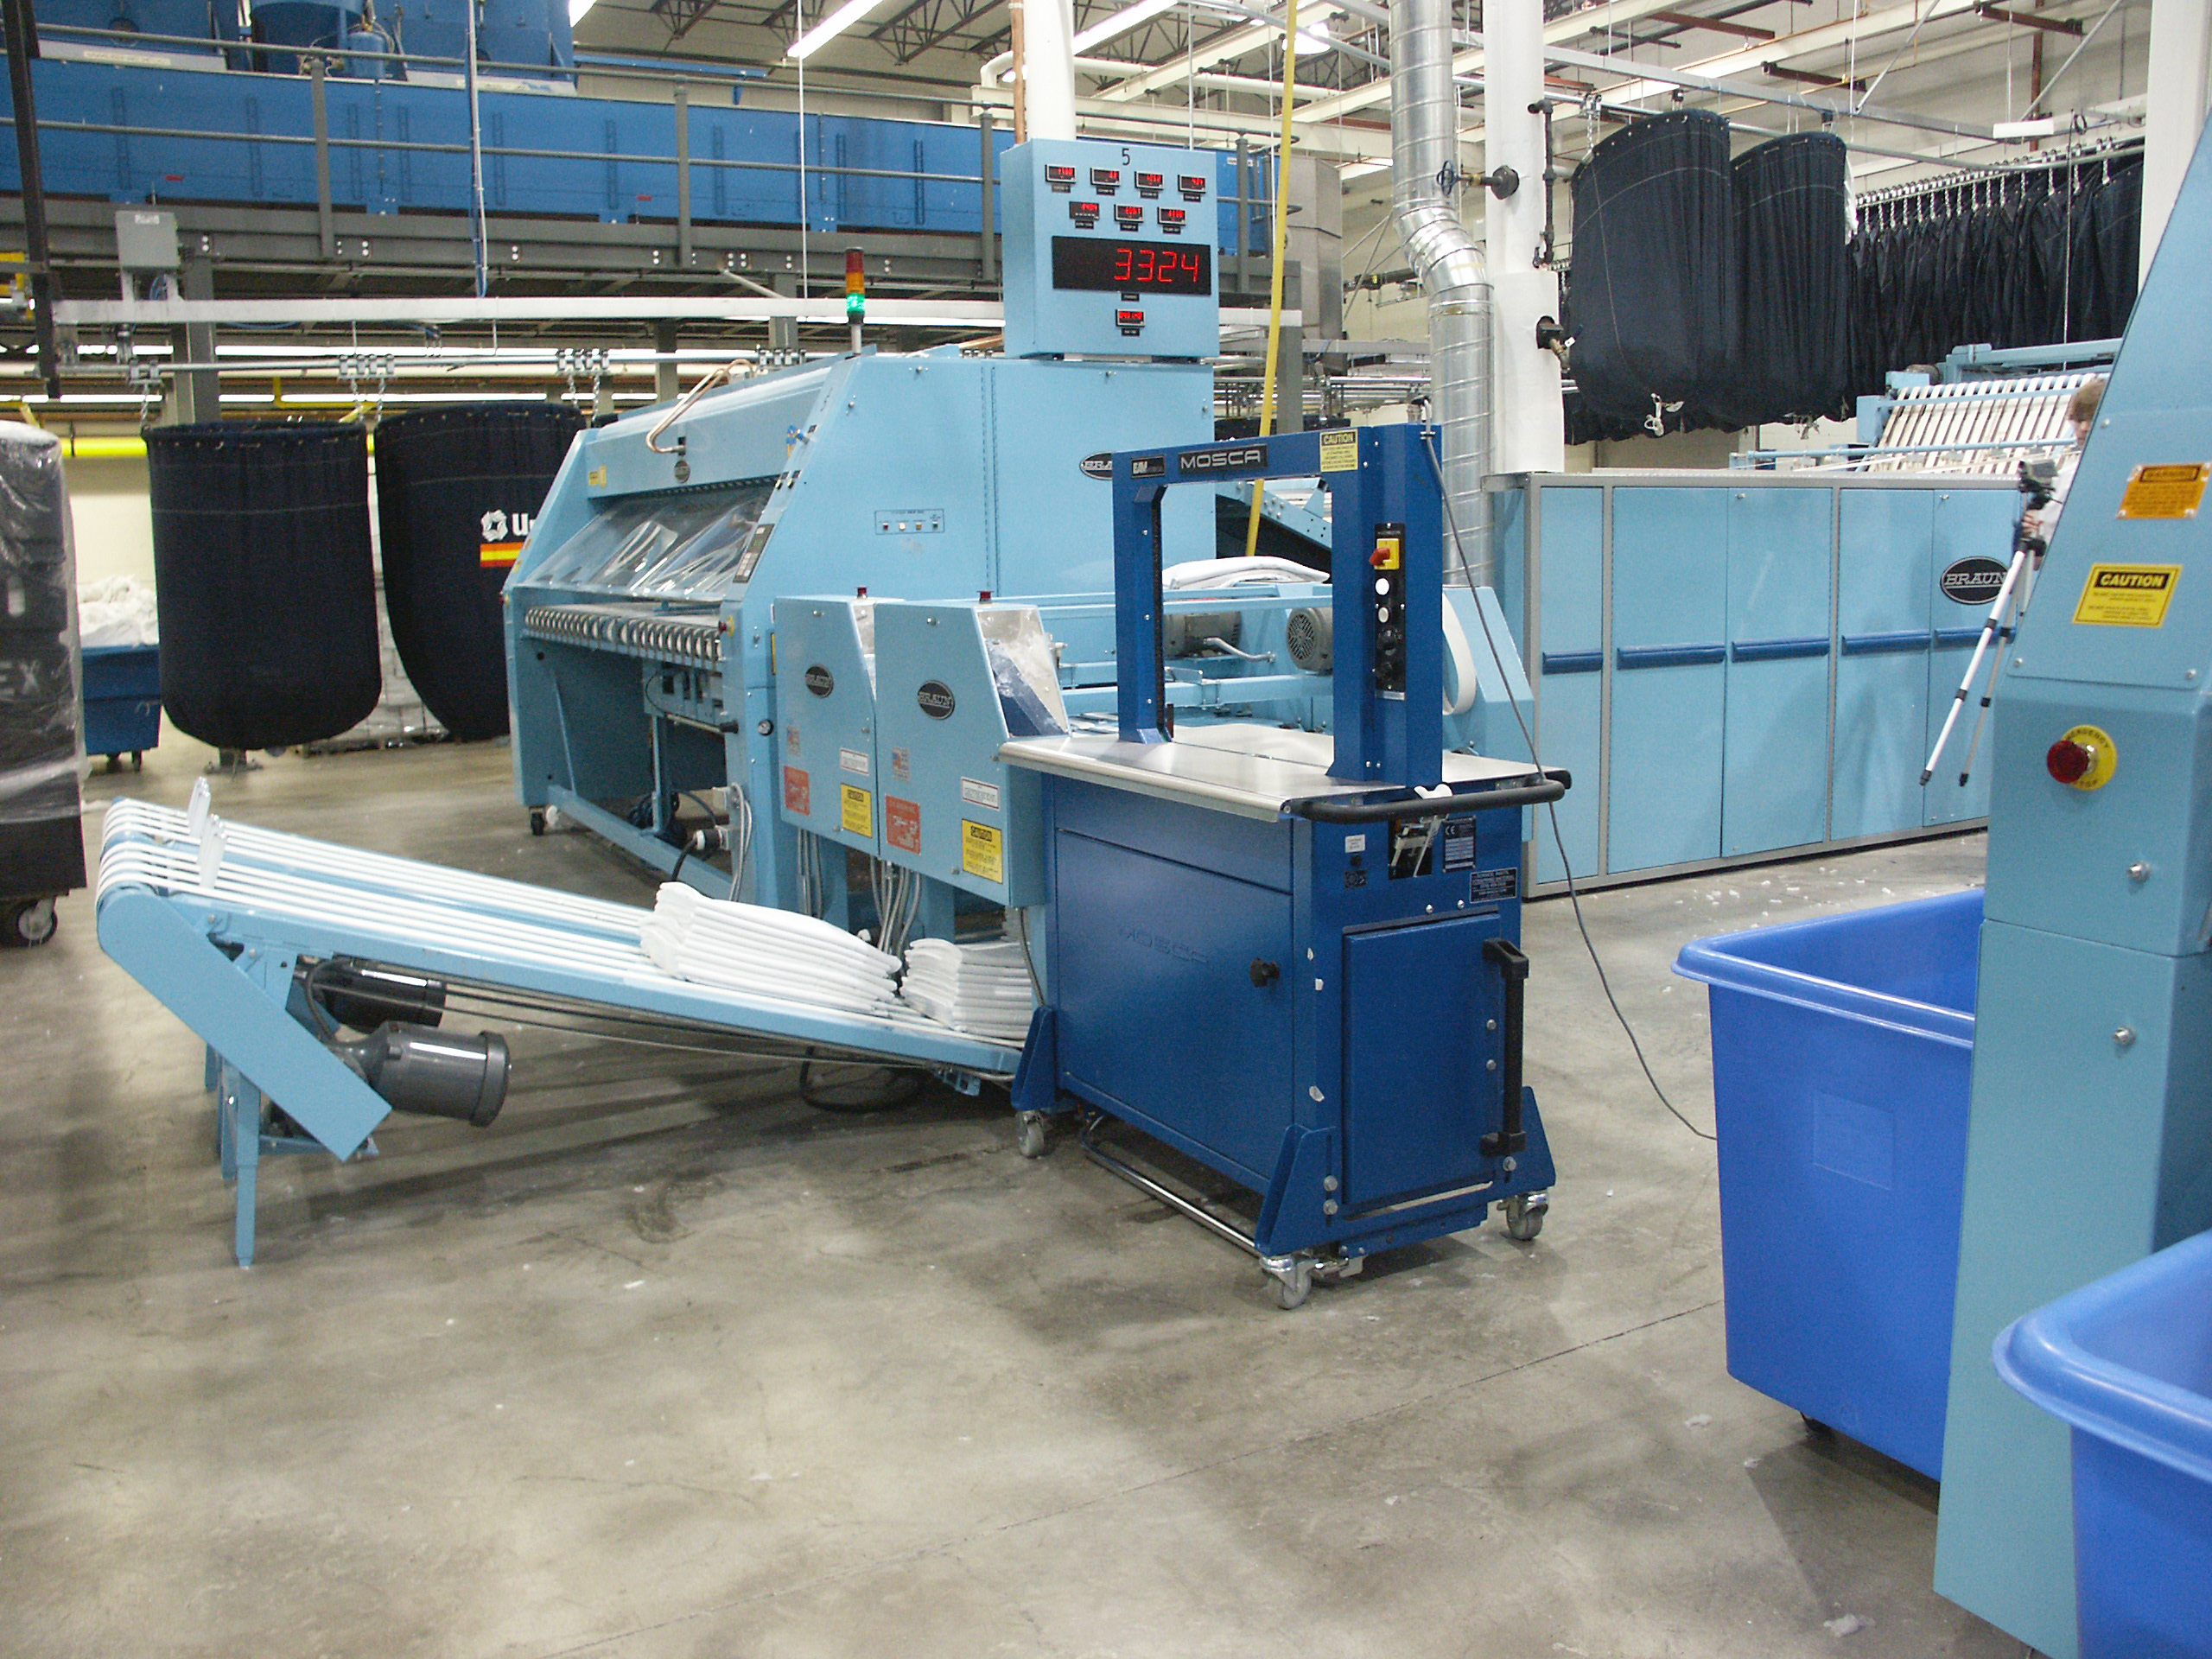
[96,137,1566,1297]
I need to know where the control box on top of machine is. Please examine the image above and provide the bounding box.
[1002,137,1221,360]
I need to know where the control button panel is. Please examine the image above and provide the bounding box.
[1370,522,1407,694]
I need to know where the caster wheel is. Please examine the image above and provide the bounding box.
[103,754,122,774]
[529,808,547,837]
[1014,1112,1050,1160]
[1262,1256,1313,1311]
[3,897,58,947]
[1502,1192,1548,1242]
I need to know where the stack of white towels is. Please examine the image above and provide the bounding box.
[897,939,1037,1042]
[639,884,903,1015]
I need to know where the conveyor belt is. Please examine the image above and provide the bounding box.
[522,601,727,669]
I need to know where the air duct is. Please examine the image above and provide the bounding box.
[1389,0,1493,585]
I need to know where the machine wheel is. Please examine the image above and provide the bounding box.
[1502,1192,1548,1242]
[3,897,58,947]
[529,808,547,837]
[1262,1255,1313,1311]
[1014,1111,1051,1160]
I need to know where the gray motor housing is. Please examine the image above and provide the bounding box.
[1286,607,1333,673]
[331,1021,509,1128]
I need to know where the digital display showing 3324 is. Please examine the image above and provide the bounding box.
[1051,236,1212,294]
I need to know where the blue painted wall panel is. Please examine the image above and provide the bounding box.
[1834,490,1933,839]
[1531,485,1602,886]
[1609,487,1726,873]
[1724,486,1834,855]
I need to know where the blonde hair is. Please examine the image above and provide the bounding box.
[2069,378,2107,427]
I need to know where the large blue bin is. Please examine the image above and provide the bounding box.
[79,644,162,766]
[1997,1229,2212,1659]
[1673,889,1981,1478]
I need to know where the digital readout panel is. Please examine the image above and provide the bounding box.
[1051,237,1212,295]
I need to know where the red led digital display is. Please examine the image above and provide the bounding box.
[1051,236,1211,294]
[1090,168,1122,187]
[1177,174,1207,194]
[1045,164,1077,181]
[1135,172,1164,188]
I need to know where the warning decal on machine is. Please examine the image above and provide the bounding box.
[1319,429,1359,474]
[2117,462,2210,520]
[841,784,873,837]
[2074,564,2183,628]
[962,819,1005,884]
[887,796,921,853]
[959,776,1001,811]
[783,766,810,815]
[839,747,869,776]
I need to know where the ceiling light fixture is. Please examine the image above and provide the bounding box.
[787,0,895,60]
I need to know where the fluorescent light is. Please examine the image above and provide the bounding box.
[1993,116,2059,139]
[788,0,893,59]
[569,0,596,23]
[1071,0,1183,54]
[1290,26,1332,54]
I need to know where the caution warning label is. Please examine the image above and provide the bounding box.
[2074,563,2183,628]
[887,796,921,853]
[2118,462,2210,520]
[961,819,1004,885]
[841,784,873,837]
[782,766,810,815]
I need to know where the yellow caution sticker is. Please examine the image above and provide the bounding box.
[587,465,607,488]
[1319,429,1359,474]
[962,819,1004,885]
[2074,564,2183,628]
[840,783,872,837]
[2118,462,2210,520]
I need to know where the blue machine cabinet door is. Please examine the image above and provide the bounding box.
[1052,828,1296,1189]
[1924,488,2017,826]
[1531,485,1604,886]
[1340,910,1507,1208]
[1724,486,1836,856]
[1834,488,1934,839]
[1609,487,1727,873]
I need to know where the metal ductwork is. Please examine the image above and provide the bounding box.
[1389,0,1494,586]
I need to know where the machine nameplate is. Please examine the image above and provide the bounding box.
[1079,452,1114,480]
[1176,443,1268,478]
[960,776,1002,811]
[2073,564,2183,628]
[1471,868,1518,900]
[1441,819,1477,872]
[887,797,921,852]
[840,747,869,776]
[1942,557,2009,606]
[2116,462,2210,520]
[841,785,873,837]
[1319,429,1359,474]
[963,820,1005,884]
[783,766,810,814]
[918,680,957,719]
[804,664,834,696]
[1130,455,1166,479]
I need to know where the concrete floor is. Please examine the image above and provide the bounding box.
[2,734,2026,1659]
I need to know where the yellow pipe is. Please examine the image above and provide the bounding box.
[58,435,149,459]
[1243,0,1300,561]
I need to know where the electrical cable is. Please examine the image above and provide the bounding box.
[1421,432,1716,1145]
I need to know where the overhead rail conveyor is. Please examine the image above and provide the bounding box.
[95,783,1020,1265]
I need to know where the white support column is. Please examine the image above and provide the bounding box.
[2141,0,2212,287]
[1023,0,1080,143]
[1484,0,1563,474]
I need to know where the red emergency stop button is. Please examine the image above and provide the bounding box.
[2047,723,2119,790]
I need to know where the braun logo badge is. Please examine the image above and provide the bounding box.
[1940,556,2008,607]
[1176,443,1267,477]
[917,680,957,720]
[1078,452,1115,480]
[803,664,835,697]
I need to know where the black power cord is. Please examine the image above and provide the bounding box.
[1422,432,1716,1145]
